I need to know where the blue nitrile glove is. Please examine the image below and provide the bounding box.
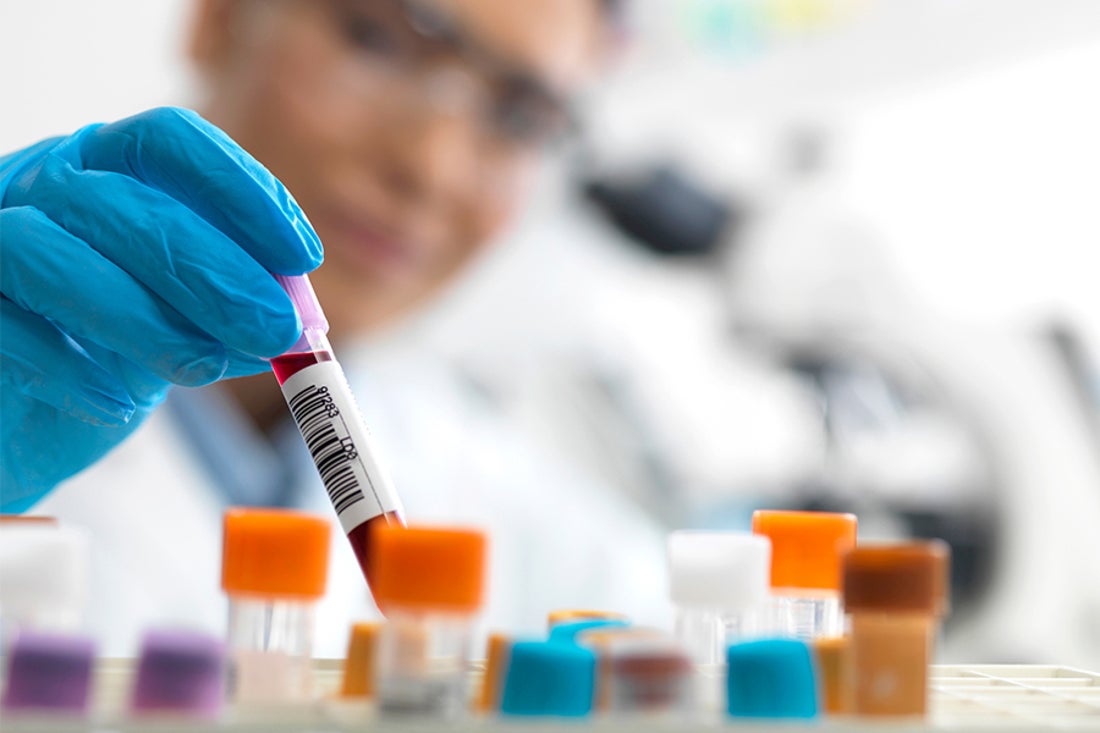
[0,107,323,511]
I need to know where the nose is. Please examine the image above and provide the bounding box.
[377,69,483,208]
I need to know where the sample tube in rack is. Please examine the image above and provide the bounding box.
[500,641,597,718]
[340,622,381,699]
[752,510,856,639]
[0,523,89,688]
[842,541,950,717]
[371,526,487,718]
[270,275,404,589]
[220,508,330,704]
[603,636,693,716]
[667,531,771,665]
[130,629,226,718]
[726,638,818,720]
[475,632,513,713]
[576,626,667,712]
[0,524,88,638]
[1,631,95,716]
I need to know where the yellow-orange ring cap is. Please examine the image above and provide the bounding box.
[547,610,629,630]
[0,515,58,525]
[220,508,331,599]
[752,510,857,591]
[370,526,487,613]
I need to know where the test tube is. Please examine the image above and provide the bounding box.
[842,541,950,717]
[603,637,694,716]
[575,626,667,712]
[475,632,512,714]
[667,531,771,665]
[220,508,330,704]
[270,274,405,589]
[500,641,597,718]
[371,526,487,718]
[340,622,381,699]
[1,631,95,716]
[725,638,818,720]
[0,524,89,687]
[0,524,88,638]
[813,635,849,715]
[752,510,857,639]
[130,629,226,718]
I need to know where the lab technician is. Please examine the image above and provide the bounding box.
[0,0,668,654]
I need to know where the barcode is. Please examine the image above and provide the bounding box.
[287,383,366,515]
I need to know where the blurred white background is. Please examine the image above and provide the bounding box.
[3,0,1097,344]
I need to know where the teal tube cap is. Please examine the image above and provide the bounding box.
[547,618,630,644]
[500,641,597,717]
[726,638,818,719]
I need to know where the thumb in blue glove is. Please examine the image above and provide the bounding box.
[0,107,324,511]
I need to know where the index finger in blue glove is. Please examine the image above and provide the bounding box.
[6,155,302,359]
[74,107,323,276]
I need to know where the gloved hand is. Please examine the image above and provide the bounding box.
[0,107,323,511]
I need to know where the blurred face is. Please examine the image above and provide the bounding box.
[191,0,604,338]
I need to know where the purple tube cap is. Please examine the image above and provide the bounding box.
[130,630,226,717]
[274,274,329,333]
[1,631,95,714]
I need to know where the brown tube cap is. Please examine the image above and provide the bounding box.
[842,541,950,615]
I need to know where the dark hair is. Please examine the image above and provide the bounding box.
[598,0,624,20]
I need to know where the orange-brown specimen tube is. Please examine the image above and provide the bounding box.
[842,542,950,717]
[813,635,849,715]
[475,632,512,713]
[341,622,381,698]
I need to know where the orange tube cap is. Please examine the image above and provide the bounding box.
[752,510,857,591]
[370,526,487,613]
[221,508,331,599]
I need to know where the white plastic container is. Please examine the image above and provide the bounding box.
[667,531,771,665]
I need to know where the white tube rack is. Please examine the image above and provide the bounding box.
[3,663,1100,731]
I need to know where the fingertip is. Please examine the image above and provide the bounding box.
[291,209,324,271]
[267,185,324,274]
[265,306,304,358]
[233,282,302,359]
[171,354,229,388]
[64,387,136,427]
[223,352,274,380]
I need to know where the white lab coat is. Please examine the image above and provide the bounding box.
[33,345,673,658]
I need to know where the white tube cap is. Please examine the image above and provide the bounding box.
[667,531,771,611]
[0,526,89,630]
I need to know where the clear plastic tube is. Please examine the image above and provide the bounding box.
[219,508,329,705]
[675,608,724,666]
[0,525,88,690]
[604,638,693,716]
[376,610,474,717]
[226,597,314,703]
[767,588,843,640]
[371,526,486,719]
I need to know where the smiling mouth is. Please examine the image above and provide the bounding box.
[322,208,425,281]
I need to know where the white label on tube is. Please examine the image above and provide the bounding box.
[280,360,403,534]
